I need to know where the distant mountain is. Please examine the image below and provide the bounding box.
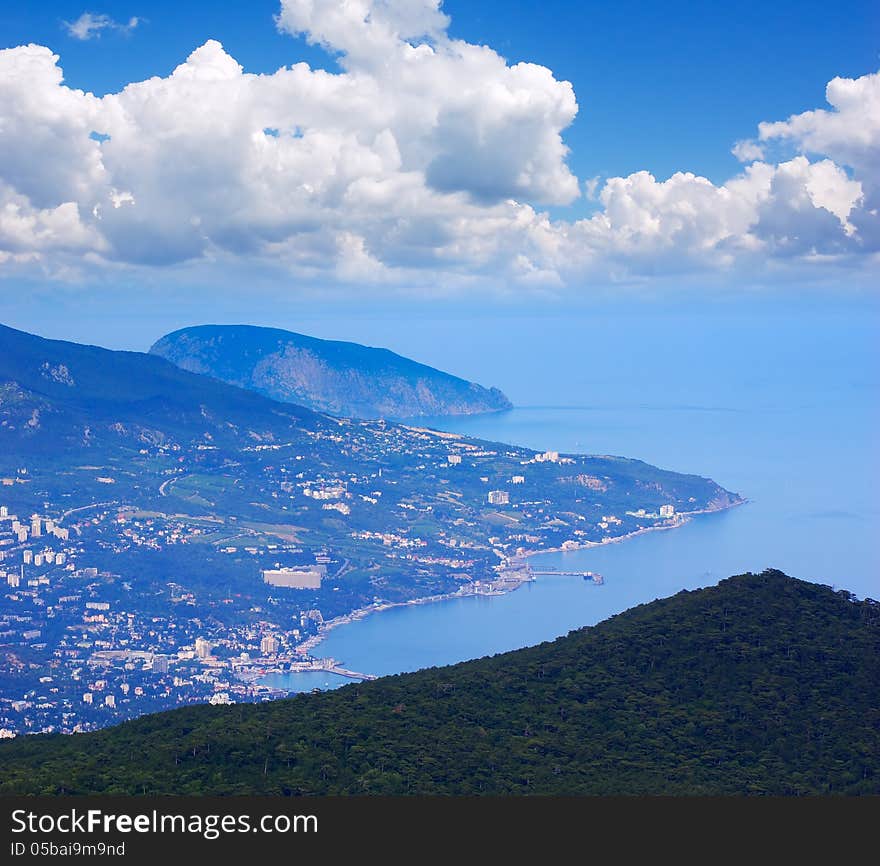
[3,570,877,796]
[149,324,512,419]
[0,323,321,454]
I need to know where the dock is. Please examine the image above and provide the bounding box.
[325,665,377,681]
[312,658,377,680]
[531,569,604,584]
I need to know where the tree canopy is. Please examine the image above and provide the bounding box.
[2,570,877,796]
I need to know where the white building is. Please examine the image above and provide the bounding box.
[304,485,346,500]
[262,566,325,589]
[195,637,212,659]
[488,490,510,505]
[209,692,233,705]
[659,504,675,519]
[447,454,462,465]
[535,450,560,463]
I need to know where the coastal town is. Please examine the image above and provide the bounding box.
[0,413,739,737]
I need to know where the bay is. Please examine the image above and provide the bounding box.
[266,300,880,692]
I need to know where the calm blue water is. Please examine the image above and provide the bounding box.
[262,670,353,692]
[267,300,880,692]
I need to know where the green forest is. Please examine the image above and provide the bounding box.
[2,570,877,795]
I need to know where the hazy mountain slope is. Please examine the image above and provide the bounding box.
[149,324,512,419]
[2,570,876,796]
[0,323,322,454]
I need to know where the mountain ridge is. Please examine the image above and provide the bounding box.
[0,322,323,454]
[149,324,513,419]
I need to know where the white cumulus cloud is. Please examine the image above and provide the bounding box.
[731,139,765,163]
[758,71,880,181]
[0,2,876,293]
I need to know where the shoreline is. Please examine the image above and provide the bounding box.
[515,497,748,560]
[286,496,748,672]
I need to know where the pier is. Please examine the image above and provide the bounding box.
[324,665,377,681]
[531,569,604,583]
[312,658,377,680]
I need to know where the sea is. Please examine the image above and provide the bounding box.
[262,298,880,693]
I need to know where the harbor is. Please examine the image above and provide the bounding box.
[259,560,607,692]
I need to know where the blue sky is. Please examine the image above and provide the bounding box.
[0,1,877,348]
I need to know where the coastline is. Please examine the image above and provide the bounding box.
[515,497,748,560]
[289,496,748,667]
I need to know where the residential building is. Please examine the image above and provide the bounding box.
[260,635,280,655]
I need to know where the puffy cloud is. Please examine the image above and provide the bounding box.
[63,12,140,41]
[0,1,580,279]
[572,157,861,267]
[568,71,877,275]
[279,0,579,206]
[0,45,105,208]
[731,139,765,163]
[739,69,879,255]
[0,184,101,255]
[757,71,880,182]
[276,0,450,61]
[0,2,877,292]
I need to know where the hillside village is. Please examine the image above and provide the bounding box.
[0,418,735,736]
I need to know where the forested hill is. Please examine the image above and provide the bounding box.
[150,324,512,419]
[2,570,878,796]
